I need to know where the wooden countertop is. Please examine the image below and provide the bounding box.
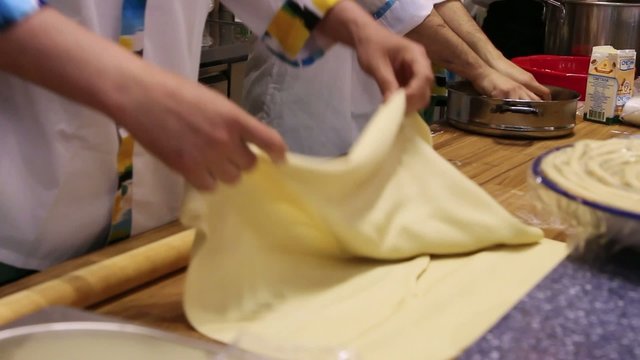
[1,118,638,342]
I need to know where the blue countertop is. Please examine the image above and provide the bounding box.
[461,242,640,359]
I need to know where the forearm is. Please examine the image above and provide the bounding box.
[434,0,504,67]
[224,0,385,49]
[0,7,170,125]
[0,6,287,189]
[316,0,379,48]
[405,10,490,83]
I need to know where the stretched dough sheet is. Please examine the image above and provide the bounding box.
[181,91,563,359]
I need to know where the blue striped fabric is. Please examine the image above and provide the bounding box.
[261,0,398,68]
[263,38,325,67]
[0,0,44,31]
[372,0,396,20]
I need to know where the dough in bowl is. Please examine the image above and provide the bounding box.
[540,138,640,214]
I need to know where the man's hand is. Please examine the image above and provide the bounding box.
[492,58,551,100]
[0,7,286,192]
[318,1,434,113]
[352,23,434,113]
[113,72,287,191]
[433,0,551,101]
[470,68,543,100]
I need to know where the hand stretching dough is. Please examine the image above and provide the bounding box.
[181,91,550,359]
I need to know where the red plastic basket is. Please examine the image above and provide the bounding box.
[512,55,590,101]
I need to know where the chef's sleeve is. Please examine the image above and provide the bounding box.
[358,0,445,35]
[222,0,444,66]
[222,0,340,67]
[0,0,46,31]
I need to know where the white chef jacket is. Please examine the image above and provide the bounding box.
[242,0,445,157]
[0,0,324,270]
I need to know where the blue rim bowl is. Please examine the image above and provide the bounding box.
[530,144,640,248]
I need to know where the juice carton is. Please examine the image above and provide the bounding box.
[583,46,636,124]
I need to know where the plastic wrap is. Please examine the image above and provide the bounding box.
[527,138,640,252]
[492,187,573,242]
[621,77,640,126]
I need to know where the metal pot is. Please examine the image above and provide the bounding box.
[446,81,580,138]
[539,0,640,69]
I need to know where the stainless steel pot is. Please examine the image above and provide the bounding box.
[446,81,580,138]
[540,0,640,70]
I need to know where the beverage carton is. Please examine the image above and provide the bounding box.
[583,46,636,124]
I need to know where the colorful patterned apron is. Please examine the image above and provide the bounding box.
[107,0,146,243]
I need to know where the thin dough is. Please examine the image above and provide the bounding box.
[182,91,553,359]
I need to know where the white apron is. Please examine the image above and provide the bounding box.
[0,0,210,269]
[242,0,446,157]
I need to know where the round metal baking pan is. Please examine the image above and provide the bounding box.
[446,81,580,138]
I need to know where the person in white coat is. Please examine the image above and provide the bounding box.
[0,0,434,284]
[242,0,551,157]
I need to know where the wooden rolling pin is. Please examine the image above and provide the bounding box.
[0,229,195,326]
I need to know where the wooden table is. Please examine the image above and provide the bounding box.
[1,118,638,342]
[431,118,638,241]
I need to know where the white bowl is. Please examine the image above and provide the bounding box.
[0,321,264,360]
[529,141,640,250]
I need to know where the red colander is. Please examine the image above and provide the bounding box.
[512,55,590,101]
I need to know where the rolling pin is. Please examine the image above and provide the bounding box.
[0,229,195,326]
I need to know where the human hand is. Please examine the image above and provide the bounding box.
[353,23,434,113]
[114,72,287,191]
[492,59,551,100]
[0,7,285,192]
[470,67,543,100]
[317,1,433,113]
